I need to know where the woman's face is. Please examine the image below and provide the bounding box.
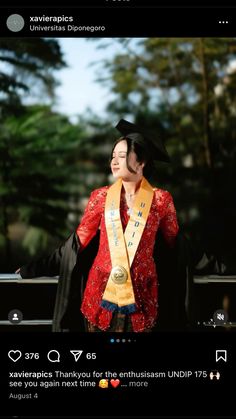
[110,139,143,180]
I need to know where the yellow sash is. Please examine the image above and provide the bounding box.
[101,177,154,313]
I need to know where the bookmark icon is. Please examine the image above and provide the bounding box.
[216,350,227,363]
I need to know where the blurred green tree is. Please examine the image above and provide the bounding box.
[0,38,70,268]
[94,38,236,168]
[0,38,65,116]
[0,105,85,268]
[91,38,236,260]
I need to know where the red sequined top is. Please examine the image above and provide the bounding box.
[76,185,179,332]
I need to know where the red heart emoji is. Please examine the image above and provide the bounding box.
[110,379,120,388]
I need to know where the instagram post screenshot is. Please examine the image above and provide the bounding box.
[0,1,236,418]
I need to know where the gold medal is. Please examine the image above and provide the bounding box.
[110,265,128,284]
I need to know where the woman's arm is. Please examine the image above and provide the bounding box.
[159,191,179,247]
[18,232,80,279]
[76,188,105,250]
[17,188,104,278]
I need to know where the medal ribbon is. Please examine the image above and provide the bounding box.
[101,177,154,313]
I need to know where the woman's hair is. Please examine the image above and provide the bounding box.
[110,135,154,178]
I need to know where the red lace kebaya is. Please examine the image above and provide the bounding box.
[76,185,179,332]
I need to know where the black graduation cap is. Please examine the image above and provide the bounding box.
[115,119,170,163]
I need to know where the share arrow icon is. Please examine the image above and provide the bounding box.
[70,350,83,362]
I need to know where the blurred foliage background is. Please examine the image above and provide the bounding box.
[0,37,236,271]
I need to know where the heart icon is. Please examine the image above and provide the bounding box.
[110,379,120,388]
[8,350,22,362]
